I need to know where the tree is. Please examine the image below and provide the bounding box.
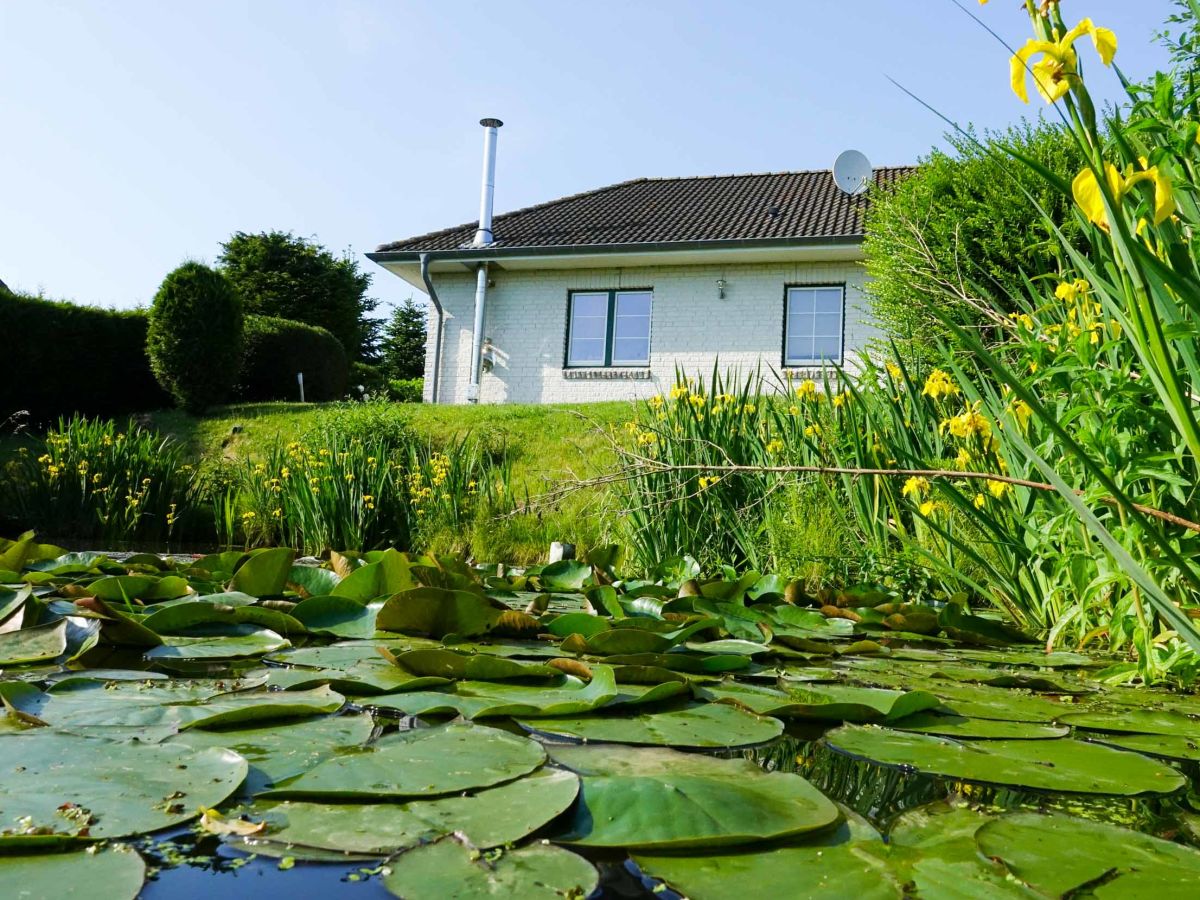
[380,298,428,380]
[146,261,243,413]
[863,120,1085,361]
[218,231,377,360]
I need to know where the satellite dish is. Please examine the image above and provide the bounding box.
[832,149,872,196]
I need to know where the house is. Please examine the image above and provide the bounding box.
[368,121,911,405]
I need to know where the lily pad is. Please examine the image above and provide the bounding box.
[699,680,940,722]
[0,731,246,842]
[144,625,290,660]
[228,548,295,597]
[289,596,379,639]
[976,812,1200,898]
[245,767,579,855]
[889,711,1070,740]
[169,712,375,795]
[550,744,840,849]
[1059,707,1200,736]
[0,619,66,665]
[261,722,545,800]
[388,648,561,681]
[0,847,146,899]
[368,666,619,719]
[1084,732,1200,762]
[823,725,1186,795]
[381,836,598,900]
[519,702,782,748]
[376,587,516,639]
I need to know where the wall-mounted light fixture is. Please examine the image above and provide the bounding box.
[716,278,727,300]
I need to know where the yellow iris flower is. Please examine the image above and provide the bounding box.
[1072,161,1175,231]
[1010,19,1117,104]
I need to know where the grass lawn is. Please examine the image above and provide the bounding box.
[147,400,634,563]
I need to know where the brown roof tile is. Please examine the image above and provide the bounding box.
[375,167,914,254]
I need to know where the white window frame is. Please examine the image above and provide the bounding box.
[566,289,652,367]
[784,285,844,366]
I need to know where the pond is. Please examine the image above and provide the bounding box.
[2,538,1199,898]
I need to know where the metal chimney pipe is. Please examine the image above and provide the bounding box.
[472,118,503,247]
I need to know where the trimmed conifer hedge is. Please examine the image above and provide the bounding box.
[235,315,349,403]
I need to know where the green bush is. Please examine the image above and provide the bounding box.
[0,292,170,424]
[863,121,1084,361]
[350,361,387,396]
[236,315,348,403]
[147,262,244,413]
[388,378,424,403]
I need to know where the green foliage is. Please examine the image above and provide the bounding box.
[147,262,244,414]
[388,378,424,403]
[236,315,348,403]
[380,298,427,380]
[0,292,170,424]
[1,416,193,543]
[863,121,1084,361]
[218,231,377,360]
[350,361,387,396]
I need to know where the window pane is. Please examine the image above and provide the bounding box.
[571,314,608,341]
[812,333,843,361]
[615,291,651,317]
[813,289,843,314]
[613,314,650,339]
[568,338,606,366]
[572,292,608,318]
[812,313,842,336]
[612,337,649,365]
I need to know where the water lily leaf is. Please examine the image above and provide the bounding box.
[0,731,246,842]
[924,680,1072,723]
[605,652,750,673]
[330,551,417,603]
[1084,732,1200,761]
[976,812,1200,898]
[768,604,857,638]
[683,639,771,656]
[260,722,545,800]
[245,767,578,856]
[0,619,66,665]
[938,604,1036,646]
[286,564,342,598]
[889,711,1069,739]
[0,847,146,899]
[144,625,289,660]
[376,587,515,638]
[699,681,940,722]
[823,725,1185,795]
[140,600,305,637]
[539,559,591,591]
[635,840,903,900]
[170,712,375,795]
[289,596,380,638]
[381,835,598,900]
[519,702,783,748]
[387,647,560,681]
[543,612,610,639]
[265,644,449,694]
[929,663,1093,694]
[1059,707,1200,736]
[368,665,619,719]
[229,548,296,597]
[550,744,840,849]
[0,585,32,624]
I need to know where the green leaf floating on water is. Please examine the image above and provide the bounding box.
[538,558,592,591]
[698,680,940,722]
[889,711,1069,740]
[0,732,246,843]
[243,767,579,856]
[368,665,619,719]
[376,587,518,639]
[0,618,66,666]
[519,702,783,748]
[550,744,840,849]
[260,722,545,800]
[228,547,296,597]
[381,835,598,900]
[140,599,306,637]
[1084,732,1200,761]
[0,847,146,900]
[1059,707,1200,736]
[288,596,381,639]
[144,624,290,660]
[823,725,1186,795]
[387,647,561,681]
[169,712,375,795]
[976,812,1200,898]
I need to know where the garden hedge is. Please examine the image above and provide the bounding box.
[0,291,170,424]
[235,315,349,403]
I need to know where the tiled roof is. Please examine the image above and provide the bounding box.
[375,167,914,254]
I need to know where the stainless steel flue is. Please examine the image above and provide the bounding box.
[472,118,503,247]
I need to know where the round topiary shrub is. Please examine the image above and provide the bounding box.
[235,315,349,402]
[147,262,244,413]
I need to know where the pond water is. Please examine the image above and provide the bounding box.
[3,542,1199,898]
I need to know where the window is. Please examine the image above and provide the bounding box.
[784,285,844,365]
[566,290,651,367]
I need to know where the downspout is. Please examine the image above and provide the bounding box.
[418,251,443,404]
[467,117,502,404]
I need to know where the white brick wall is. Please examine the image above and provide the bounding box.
[423,259,878,404]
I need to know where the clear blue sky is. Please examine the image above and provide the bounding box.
[0,1,1178,315]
